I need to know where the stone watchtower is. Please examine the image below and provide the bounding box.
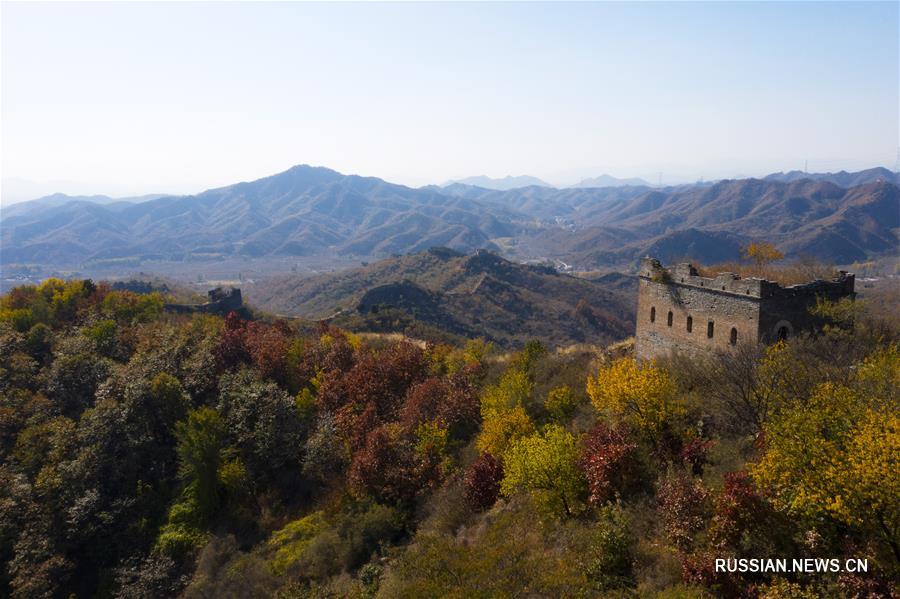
[634,257,855,361]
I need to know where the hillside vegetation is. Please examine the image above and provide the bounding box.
[246,248,636,349]
[0,279,897,598]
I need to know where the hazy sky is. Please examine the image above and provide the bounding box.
[2,1,898,202]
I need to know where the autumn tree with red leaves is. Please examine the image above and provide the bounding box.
[579,422,641,506]
[463,452,504,510]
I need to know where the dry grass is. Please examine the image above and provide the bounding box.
[694,260,839,286]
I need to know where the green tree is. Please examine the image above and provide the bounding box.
[24,323,52,362]
[174,407,226,522]
[477,367,536,457]
[216,371,305,480]
[501,424,586,517]
[44,351,111,417]
[545,385,579,422]
[480,368,533,417]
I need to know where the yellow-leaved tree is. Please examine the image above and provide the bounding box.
[752,345,900,562]
[586,358,683,444]
[743,242,784,267]
[476,368,536,458]
[477,405,535,458]
[500,424,586,517]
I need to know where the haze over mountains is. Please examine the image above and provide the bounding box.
[444,173,652,189]
[2,165,897,274]
[573,174,652,188]
[443,175,553,190]
[0,193,165,219]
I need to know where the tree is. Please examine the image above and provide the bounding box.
[44,351,112,418]
[707,471,786,554]
[510,340,547,372]
[216,371,305,480]
[701,342,770,435]
[24,323,52,362]
[480,368,533,417]
[500,425,585,517]
[657,473,711,552]
[317,342,427,450]
[303,412,347,481]
[752,348,900,562]
[401,376,479,441]
[544,385,579,422]
[579,422,640,506]
[174,407,226,523]
[99,290,164,324]
[586,358,683,444]
[464,452,504,510]
[147,373,191,431]
[215,312,249,370]
[349,423,441,505]
[742,242,783,267]
[477,405,534,458]
[243,320,290,382]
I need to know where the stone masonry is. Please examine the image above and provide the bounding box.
[634,257,855,361]
[164,287,243,315]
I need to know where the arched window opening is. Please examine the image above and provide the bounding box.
[650,307,656,323]
[686,316,693,333]
[730,327,738,345]
[773,320,794,342]
[667,311,673,327]
[707,321,714,338]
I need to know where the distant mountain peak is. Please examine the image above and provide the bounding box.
[443,175,554,191]
[573,174,651,188]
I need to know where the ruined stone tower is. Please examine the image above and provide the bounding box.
[634,257,855,361]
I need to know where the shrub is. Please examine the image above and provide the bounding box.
[578,505,637,591]
[268,511,328,576]
[657,473,711,552]
[463,452,504,510]
[579,422,641,506]
[544,385,579,421]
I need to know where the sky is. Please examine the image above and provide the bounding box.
[1,1,898,202]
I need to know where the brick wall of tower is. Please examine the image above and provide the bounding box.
[633,257,856,361]
[635,277,761,361]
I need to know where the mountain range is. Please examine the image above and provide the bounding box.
[245,247,636,348]
[442,173,654,189]
[573,174,652,188]
[442,175,553,190]
[763,166,898,187]
[2,165,897,271]
[1,166,528,266]
[0,192,164,219]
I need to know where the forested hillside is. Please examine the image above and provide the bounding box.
[0,280,897,598]
[246,248,636,349]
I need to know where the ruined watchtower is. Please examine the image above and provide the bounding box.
[634,257,855,361]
